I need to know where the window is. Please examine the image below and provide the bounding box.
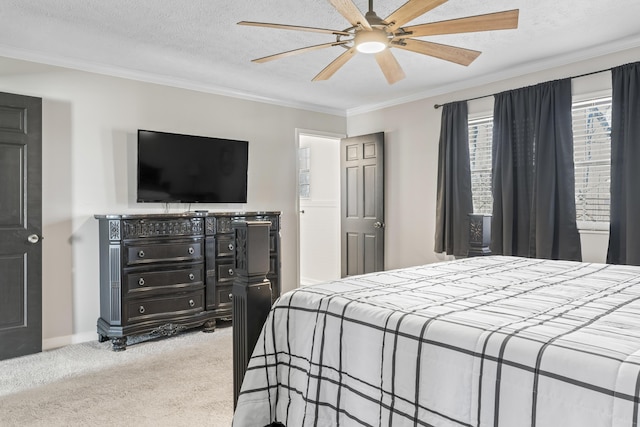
[298,147,310,199]
[468,117,493,215]
[572,97,612,229]
[467,95,612,230]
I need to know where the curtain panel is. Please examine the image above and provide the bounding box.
[434,101,473,257]
[491,79,582,261]
[607,62,640,265]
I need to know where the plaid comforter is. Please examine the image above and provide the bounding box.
[233,256,640,427]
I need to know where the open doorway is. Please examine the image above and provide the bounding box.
[296,131,342,286]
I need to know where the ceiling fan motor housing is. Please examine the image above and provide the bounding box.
[354,28,390,53]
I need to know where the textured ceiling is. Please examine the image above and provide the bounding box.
[1,0,640,114]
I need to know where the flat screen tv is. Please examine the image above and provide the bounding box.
[137,130,248,203]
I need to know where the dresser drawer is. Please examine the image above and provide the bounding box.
[269,254,278,275]
[216,285,233,307]
[217,261,235,282]
[216,235,235,257]
[125,239,203,266]
[125,267,203,296]
[269,232,277,254]
[125,291,204,324]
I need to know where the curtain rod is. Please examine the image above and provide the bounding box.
[433,66,613,109]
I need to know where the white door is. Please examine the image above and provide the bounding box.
[298,134,341,286]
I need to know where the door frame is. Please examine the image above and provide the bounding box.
[294,128,345,289]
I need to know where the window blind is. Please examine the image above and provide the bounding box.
[468,117,493,215]
[572,97,611,226]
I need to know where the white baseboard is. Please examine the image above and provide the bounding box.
[42,331,97,351]
[300,277,326,287]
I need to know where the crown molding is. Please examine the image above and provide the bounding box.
[3,34,640,119]
[0,44,347,117]
[345,35,640,116]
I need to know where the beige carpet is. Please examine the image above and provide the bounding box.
[0,325,234,426]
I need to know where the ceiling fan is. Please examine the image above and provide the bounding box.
[238,0,519,84]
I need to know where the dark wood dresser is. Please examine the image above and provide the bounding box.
[95,211,281,350]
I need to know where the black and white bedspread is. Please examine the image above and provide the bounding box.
[232,256,640,427]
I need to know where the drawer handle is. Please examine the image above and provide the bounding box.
[228,268,234,276]
[228,243,234,251]
[138,278,145,286]
[189,299,195,307]
[229,293,233,301]
[139,305,145,314]
[138,250,145,258]
[188,247,195,255]
[188,273,195,281]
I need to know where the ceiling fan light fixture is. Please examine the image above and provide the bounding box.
[354,29,388,53]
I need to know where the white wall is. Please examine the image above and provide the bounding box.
[299,134,341,285]
[347,47,640,270]
[0,58,346,348]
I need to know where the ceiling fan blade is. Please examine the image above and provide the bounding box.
[375,49,406,84]
[393,39,480,66]
[328,0,372,30]
[396,9,519,38]
[252,41,349,63]
[238,21,350,36]
[312,47,358,81]
[385,0,448,32]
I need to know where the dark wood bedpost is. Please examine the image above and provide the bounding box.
[468,213,492,257]
[232,220,272,408]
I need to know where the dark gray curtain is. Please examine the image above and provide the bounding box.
[607,62,640,265]
[434,101,473,257]
[491,79,582,260]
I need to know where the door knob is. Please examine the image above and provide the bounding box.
[27,234,40,244]
[373,221,384,229]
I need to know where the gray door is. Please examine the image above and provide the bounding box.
[341,132,384,277]
[0,91,42,360]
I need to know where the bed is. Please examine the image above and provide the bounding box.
[232,256,640,426]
